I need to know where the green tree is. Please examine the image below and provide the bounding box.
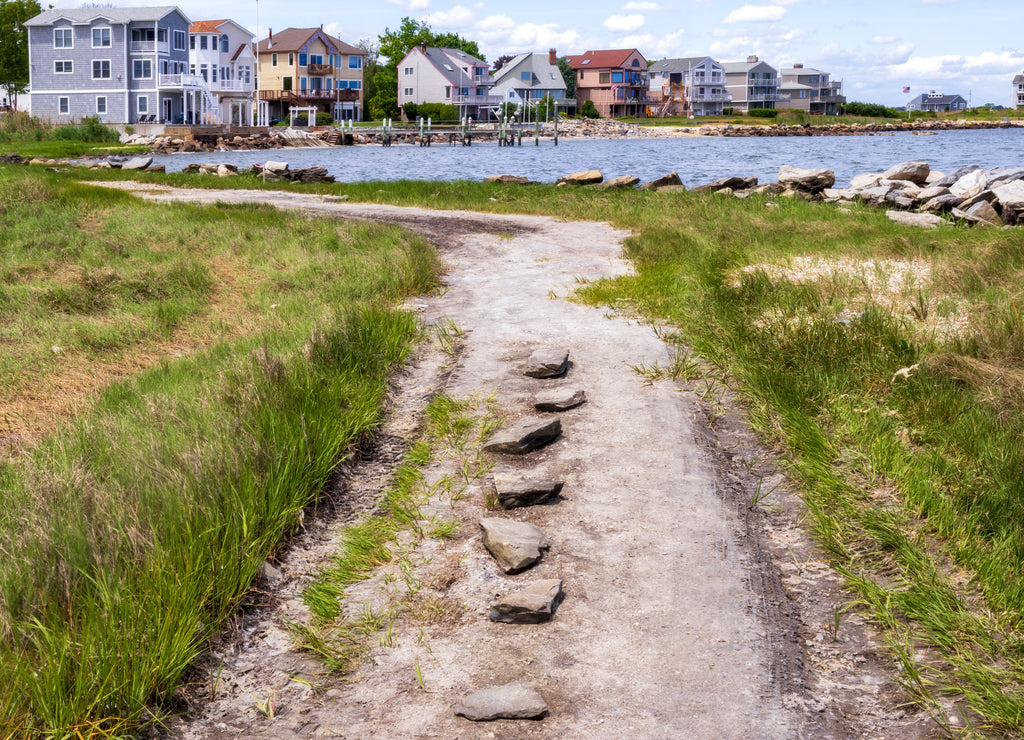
[357,37,379,121]
[368,16,484,120]
[0,0,40,110]
[557,56,575,101]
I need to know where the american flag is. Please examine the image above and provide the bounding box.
[903,86,911,93]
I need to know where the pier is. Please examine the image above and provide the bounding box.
[324,117,563,147]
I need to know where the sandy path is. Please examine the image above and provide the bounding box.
[93,183,935,739]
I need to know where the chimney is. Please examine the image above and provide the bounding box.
[747,55,758,63]
[793,63,803,69]
[549,48,557,65]
[421,43,426,53]
[268,28,273,47]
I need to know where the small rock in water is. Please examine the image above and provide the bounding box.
[479,518,549,573]
[492,474,564,509]
[534,389,586,412]
[482,417,561,455]
[524,348,570,378]
[454,681,548,721]
[489,580,564,623]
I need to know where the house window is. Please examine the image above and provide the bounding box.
[92,27,111,47]
[404,67,414,75]
[190,64,195,74]
[133,59,152,79]
[158,29,167,43]
[631,58,640,67]
[611,72,623,83]
[599,72,610,84]
[54,28,72,48]
[282,76,292,91]
[138,95,148,114]
[212,66,218,83]
[93,60,111,79]
[445,85,450,99]
[200,35,207,50]
[299,77,307,90]
[174,30,186,50]
[96,96,107,114]
[288,53,294,66]
[200,64,208,81]
[190,35,195,50]
[240,66,250,84]
[299,53,308,66]
[54,60,72,74]
[520,72,530,81]
[349,55,361,69]
[58,96,69,115]
[271,53,278,67]
[221,35,228,51]
[403,87,413,96]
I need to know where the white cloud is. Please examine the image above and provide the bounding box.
[386,0,430,9]
[871,35,896,44]
[604,14,646,33]
[474,15,582,55]
[623,1,665,10]
[920,0,956,4]
[424,5,476,28]
[722,5,786,23]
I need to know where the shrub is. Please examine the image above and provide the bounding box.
[842,101,901,118]
[722,107,734,116]
[415,103,458,122]
[315,112,332,126]
[578,100,600,119]
[401,102,418,121]
[748,108,779,118]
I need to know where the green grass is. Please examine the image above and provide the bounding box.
[9,161,1024,734]
[0,166,440,736]
[0,111,146,158]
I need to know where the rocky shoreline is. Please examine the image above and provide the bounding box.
[105,115,1023,154]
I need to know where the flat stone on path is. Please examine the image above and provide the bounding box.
[534,388,586,412]
[489,579,564,623]
[886,210,945,229]
[482,417,561,455]
[479,518,549,573]
[524,348,570,378]
[493,474,564,509]
[454,681,548,721]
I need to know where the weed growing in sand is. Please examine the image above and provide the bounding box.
[295,393,497,672]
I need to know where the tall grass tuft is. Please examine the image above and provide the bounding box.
[0,168,439,736]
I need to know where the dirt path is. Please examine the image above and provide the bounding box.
[97,183,938,739]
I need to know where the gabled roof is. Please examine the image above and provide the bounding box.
[781,66,826,76]
[190,19,228,33]
[414,47,488,86]
[491,52,565,91]
[564,49,645,70]
[256,27,362,56]
[722,59,777,74]
[26,5,187,26]
[649,57,719,75]
[911,93,966,105]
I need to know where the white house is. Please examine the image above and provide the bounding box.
[396,45,499,120]
[489,49,572,116]
[189,19,265,125]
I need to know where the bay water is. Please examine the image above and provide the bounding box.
[153,127,1024,188]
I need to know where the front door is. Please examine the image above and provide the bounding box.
[163,98,171,123]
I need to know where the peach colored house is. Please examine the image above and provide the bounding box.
[564,48,648,118]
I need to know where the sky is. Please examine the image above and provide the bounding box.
[162,0,1023,106]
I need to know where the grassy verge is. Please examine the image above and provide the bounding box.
[291,388,500,674]
[0,166,440,735]
[9,162,1024,734]
[0,111,147,159]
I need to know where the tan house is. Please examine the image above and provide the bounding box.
[255,27,364,121]
[722,56,788,113]
[777,64,845,115]
[564,49,648,118]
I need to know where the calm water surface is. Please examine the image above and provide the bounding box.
[154,128,1024,188]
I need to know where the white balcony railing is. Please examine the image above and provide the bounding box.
[131,41,169,54]
[691,91,732,102]
[451,93,503,106]
[211,80,248,92]
[158,73,206,88]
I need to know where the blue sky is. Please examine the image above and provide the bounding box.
[164,0,1022,106]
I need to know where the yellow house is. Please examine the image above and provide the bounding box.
[255,27,364,121]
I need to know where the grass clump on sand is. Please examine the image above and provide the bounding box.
[0,166,439,736]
